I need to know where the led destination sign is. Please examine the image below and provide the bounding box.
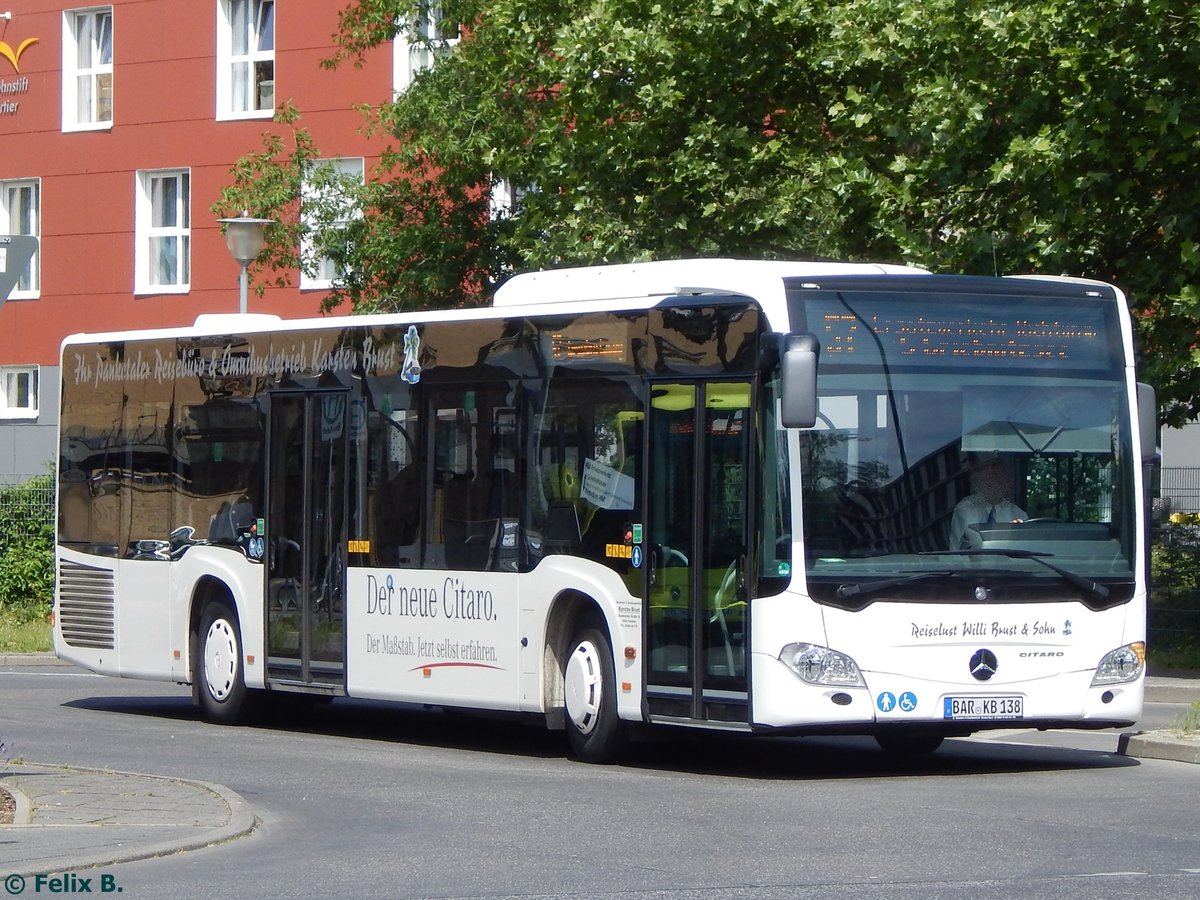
[796,294,1117,372]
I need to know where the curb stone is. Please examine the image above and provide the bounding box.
[4,780,33,825]
[1119,730,1200,765]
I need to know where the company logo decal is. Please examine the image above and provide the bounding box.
[969,648,999,681]
[0,37,38,73]
[401,325,422,384]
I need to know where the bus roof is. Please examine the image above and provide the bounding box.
[492,258,926,310]
[58,258,930,350]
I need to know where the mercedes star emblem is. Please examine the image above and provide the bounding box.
[969,649,999,681]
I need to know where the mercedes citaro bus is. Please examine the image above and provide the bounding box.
[54,259,1156,760]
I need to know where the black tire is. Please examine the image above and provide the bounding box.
[197,600,254,725]
[563,624,627,763]
[875,732,945,755]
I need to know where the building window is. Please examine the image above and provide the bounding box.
[0,366,38,419]
[489,178,530,220]
[300,158,364,290]
[62,7,113,131]
[393,4,459,93]
[217,0,275,119]
[135,170,190,294]
[0,179,40,298]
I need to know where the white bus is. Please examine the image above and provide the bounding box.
[53,259,1156,760]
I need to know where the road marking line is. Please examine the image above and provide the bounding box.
[1070,872,1147,878]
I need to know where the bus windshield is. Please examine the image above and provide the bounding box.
[786,278,1137,610]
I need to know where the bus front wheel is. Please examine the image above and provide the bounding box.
[563,624,626,763]
[198,601,252,725]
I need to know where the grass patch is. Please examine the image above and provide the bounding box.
[0,613,51,653]
[1171,701,1200,738]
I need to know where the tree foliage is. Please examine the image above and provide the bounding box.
[214,0,1200,423]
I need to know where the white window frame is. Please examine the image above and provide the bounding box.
[490,178,532,221]
[393,4,460,94]
[0,366,38,420]
[300,158,365,291]
[216,0,275,120]
[62,6,113,132]
[134,169,191,295]
[0,178,40,299]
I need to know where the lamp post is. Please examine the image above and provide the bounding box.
[217,211,273,314]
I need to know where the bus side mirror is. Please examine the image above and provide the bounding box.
[779,333,820,429]
[1137,382,1157,462]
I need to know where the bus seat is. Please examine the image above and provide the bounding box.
[445,517,498,570]
[209,496,254,544]
[543,501,581,554]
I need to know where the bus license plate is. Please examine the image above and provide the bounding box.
[943,696,1023,720]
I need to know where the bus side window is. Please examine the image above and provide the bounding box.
[530,379,642,576]
[431,390,520,571]
[361,397,422,568]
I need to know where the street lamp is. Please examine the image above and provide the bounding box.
[217,210,273,314]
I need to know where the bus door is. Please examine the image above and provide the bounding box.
[645,379,754,723]
[265,391,349,689]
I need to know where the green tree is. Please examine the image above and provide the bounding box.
[214,0,1200,423]
[811,0,1200,426]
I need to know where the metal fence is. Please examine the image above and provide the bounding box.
[1160,467,1200,514]
[0,484,52,519]
[1149,606,1200,650]
[0,482,53,554]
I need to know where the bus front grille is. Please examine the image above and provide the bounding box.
[58,560,116,649]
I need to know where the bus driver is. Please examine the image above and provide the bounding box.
[948,454,1027,549]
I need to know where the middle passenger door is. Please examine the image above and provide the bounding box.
[645,379,754,723]
[265,390,349,689]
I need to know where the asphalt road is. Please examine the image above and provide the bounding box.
[2,665,1197,900]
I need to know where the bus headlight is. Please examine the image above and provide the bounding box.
[1091,642,1146,685]
[779,643,865,687]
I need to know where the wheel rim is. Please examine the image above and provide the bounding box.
[564,639,603,735]
[204,618,238,702]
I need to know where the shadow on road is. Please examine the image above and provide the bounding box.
[64,692,1138,780]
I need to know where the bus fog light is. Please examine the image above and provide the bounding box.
[779,643,865,687]
[1091,642,1145,685]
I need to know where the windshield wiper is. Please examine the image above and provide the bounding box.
[923,549,1110,602]
[836,570,953,600]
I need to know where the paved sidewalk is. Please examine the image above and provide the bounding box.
[0,764,255,878]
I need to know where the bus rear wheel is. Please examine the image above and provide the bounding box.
[198,601,253,725]
[563,624,626,763]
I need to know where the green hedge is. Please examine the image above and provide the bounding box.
[1149,522,1200,650]
[0,475,54,622]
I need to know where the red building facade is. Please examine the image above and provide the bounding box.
[0,0,395,481]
